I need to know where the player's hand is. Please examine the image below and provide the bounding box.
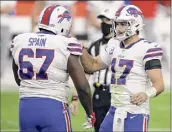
[82,112,96,129]
[130,92,148,106]
[69,100,78,116]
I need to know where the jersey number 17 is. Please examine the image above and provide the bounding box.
[111,58,134,85]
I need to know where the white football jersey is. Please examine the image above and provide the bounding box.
[11,32,82,103]
[100,38,163,114]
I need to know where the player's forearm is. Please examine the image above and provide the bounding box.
[68,55,93,116]
[80,48,96,74]
[152,80,164,96]
[146,69,165,97]
[146,79,164,98]
[71,70,93,115]
[76,84,93,116]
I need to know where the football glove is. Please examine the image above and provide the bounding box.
[82,112,96,129]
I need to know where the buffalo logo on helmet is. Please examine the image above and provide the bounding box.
[126,7,143,18]
[57,10,72,23]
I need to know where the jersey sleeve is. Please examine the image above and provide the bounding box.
[99,38,114,66]
[67,37,82,56]
[143,42,163,65]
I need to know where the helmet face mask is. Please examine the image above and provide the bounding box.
[112,5,144,41]
[38,5,72,36]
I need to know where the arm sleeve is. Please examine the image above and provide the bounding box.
[143,42,163,65]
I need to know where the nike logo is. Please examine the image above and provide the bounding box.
[130,116,137,119]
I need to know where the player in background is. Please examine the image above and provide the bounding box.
[79,5,164,131]
[11,5,95,132]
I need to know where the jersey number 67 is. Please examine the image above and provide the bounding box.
[19,48,54,80]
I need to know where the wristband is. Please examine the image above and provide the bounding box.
[145,87,157,98]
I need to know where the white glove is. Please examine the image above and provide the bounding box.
[82,112,96,129]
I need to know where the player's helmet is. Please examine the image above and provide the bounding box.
[112,5,144,41]
[38,5,72,36]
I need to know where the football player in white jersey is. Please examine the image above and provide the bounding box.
[11,5,95,132]
[79,5,164,132]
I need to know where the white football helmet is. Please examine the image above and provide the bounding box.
[38,5,72,36]
[112,5,144,41]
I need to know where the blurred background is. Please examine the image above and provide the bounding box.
[0,0,171,131]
